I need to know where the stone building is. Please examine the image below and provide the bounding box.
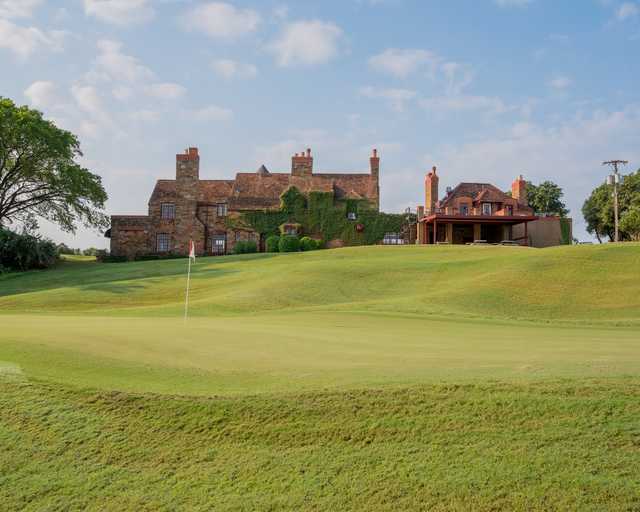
[107,147,380,258]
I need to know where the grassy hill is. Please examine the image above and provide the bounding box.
[1,244,640,510]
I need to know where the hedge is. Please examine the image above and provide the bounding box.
[233,240,258,254]
[265,235,280,253]
[278,235,300,253]
[0,228,58,272]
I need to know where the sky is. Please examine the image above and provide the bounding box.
[1,0,639,248]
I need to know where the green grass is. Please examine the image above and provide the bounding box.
[1,244,639,510]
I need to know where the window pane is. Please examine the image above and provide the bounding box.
[156,233,170,252]
[161,203,175,219]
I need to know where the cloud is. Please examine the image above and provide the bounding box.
[420,95,508,114]
[70,84,112,126]
[494,0,533,7]
[0,0,43,18]
[211,59,258,79]
[83,0,154,26]
[269,20,343,67]
[24,81,58,109]
[145,82,186,100]
[368,48,440,78]
[441,61,474,95]
[191,105,234,122]
[130,110,161,122]
[0,19,66,58]
[359,86,417,112]
[87,39,154,84]
[547,75,572,89]
[182,2,260,40]
[616,2,639,20]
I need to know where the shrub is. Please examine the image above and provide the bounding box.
[100,254,128,263]
[300,236,319,251]
[134,253,183,262]
[233,240,258,254]
[278,235,300,253]
[266,235,280,253]
[0,228,58,271]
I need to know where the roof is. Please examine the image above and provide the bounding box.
[439,182,512,207]
[148,170,378,210]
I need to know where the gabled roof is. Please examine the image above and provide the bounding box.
[439,182,511,207]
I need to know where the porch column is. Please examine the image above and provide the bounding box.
[473,223,481,242]
[524,222,529,247]
[446,223,453,244]
[502,225,510,241]
[433,219,437,244]
[418,221,424,244]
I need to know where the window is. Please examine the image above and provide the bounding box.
[248,232,257,242]
[216,203,227,217]
[156,233,170,252]
[505,205,513,216]
[211,234,226,255]
[285,226,297,236]
[482,203,492,216]
[160,203,175,219]
[383,233,404,245]
[235,231,241,242]
[460,204,469,216]
[347,212,357,221]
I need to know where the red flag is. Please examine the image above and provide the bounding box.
[188,240,196,262]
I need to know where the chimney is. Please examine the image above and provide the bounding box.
[370,148,380,179]
[425,166,439,212]
[291,148,313,177]
[512,174,527,206]
[176,147,199,181]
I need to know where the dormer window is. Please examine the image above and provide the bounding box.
[347,212,357,221]
[482,203,492,216]
[460,204,469,216]
[161,203,175,219]
[505,205,513,216]
[216,203,227,217]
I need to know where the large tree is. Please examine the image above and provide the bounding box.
[582,169,640,242]
[526,181,569,217]
[0,97,108,233]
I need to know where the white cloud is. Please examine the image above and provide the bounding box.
[359,86,417,112]
[269,20,343,67]
[368,48,440,78]
[0,0,43,18]
[494,0,533,7]
[182,2,260,40]
[616,2,639,20]
[442,61,474,95]
[88,39,154,83]
[24,81,58,109]
[211,59,258,79]
[70,84,112,126]
[83,0,154,26]
[420,95,508,114]
[192,105,234,122]
[547,75,572,89]
[130,110,160,122]
[0,19,66,58]
[145,82,186,100]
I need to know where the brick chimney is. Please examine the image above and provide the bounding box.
[425,166,439,212]
[292,148,313,177]
[370,148,380,179]
[176,147,199,181]
[512,174,528,206]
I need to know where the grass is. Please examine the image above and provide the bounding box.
[1,244,639,510]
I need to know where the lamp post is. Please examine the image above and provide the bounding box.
[603,160,628,243]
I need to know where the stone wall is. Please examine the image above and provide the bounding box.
[513,217,572,248]
[109,216,152,259]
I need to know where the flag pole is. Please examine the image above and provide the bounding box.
[184,240,195,323]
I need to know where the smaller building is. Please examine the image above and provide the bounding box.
[417,168,537,245]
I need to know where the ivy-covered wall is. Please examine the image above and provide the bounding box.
[227,187,407,246]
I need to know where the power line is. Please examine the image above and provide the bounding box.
[602,160,628,243]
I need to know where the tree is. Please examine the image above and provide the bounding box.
[526,181,569,217]
[620,206,640,241]
[0,97,108,233]
[582,169,640,242]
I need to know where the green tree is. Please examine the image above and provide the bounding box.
[0,97,108,233]
[526,181,569,217]
[582,169,640,242]
[620,206,640,241]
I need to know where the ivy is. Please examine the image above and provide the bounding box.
[239,186,407,245]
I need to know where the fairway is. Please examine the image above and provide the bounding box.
[1,244,640,510]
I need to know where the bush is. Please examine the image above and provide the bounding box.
[300,236,318,251]
[0,228,58,271]
[233,240,258,254]
[265,235,280,253]
[134,253,183,262]
[278,235,300,253]
[100,254,128,263]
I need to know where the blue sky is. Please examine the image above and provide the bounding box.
[1,0,639,247]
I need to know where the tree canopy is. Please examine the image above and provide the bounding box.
[582,169,640,242]
[0,97,108,233]
[526,181,569,217]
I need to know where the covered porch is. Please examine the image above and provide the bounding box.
[418,214,538,246]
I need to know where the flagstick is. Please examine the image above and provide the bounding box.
[184,253,192,323]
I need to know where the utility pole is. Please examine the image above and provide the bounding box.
[602,160,628,242]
